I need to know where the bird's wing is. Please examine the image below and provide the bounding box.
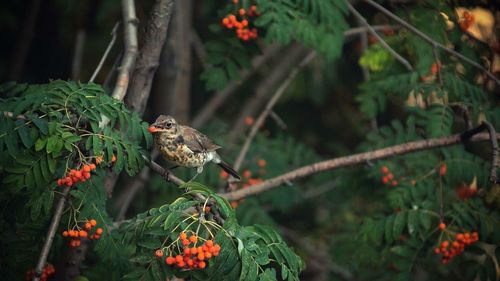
[181,126,221,152]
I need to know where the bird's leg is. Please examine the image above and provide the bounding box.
[187,166,204,182]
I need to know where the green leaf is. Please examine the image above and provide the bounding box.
[393,211,407,239]
[407,210,418,236]
[35,138,46,151]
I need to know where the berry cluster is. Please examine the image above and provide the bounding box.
[434,228,479,264]
[56,164,96,187]
[159,232,221,270]
[25,264,55,281]
[380,166,398,187]
[221,1,259,41]
[62,219,103,247]
[459,11,474,32]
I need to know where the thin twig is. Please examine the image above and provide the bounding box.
[223,132,499,201]
[362,0,500,86]
[269,111,288,130]
[90,22,120,83]
[231,51,317,175]
[346,1,413,71]
[111,0,139,100]
[33,187,70,281]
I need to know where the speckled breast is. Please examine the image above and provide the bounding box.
[155,136,207,168]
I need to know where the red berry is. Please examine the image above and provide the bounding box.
[439,223,446,231]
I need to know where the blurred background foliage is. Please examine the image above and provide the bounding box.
[0,0,499,280]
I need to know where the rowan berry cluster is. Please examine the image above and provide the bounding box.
[56,163,96,187]
[62,219,103,247]
[25,264,55,281]
[459,11,474,32]
[157,232,221,270]
[434,226,479,264]
[221,0,259,41]
[380,166,398,187]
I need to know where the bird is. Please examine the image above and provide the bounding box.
[148,115,241,181]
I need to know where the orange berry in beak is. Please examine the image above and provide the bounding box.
[148,126,157,133]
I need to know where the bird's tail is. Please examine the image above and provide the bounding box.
[217,161,241,180]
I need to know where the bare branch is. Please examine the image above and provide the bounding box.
[111,0,139,100]
[232,51,317,174]
[362,0,500,87]
[71,30,86,80]
[144,156,185,186]
[223,132,499,201]
[125,0,175,114]
[346,1,413,71]
[33,187,70,281]
[90,22,120,83]
[191,44,282,128]
[227,45,308,142]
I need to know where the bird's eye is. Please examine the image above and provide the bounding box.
[166,122,172,128]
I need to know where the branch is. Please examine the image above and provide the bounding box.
[71,29,86,80]
[362,0,500,87]
[33,187,70,281]
[227,45,308,143]
[222,132,499,201]
[232,51,317,174]
[346,1,413,71]
[89,22,120,83]
[111,0,139,100]
[124,0,175,114]
[144,156,184,186]
[191,44,281,128]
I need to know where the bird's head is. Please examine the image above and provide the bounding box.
[149,115,180,135]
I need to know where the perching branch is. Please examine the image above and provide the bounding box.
[346,1,413,71]
[89,22,120,83]
[362,0,500,87]
[111,0,139,100]
[144,156,184,186]
[33,187,70,281]
[232,51,317,174]
[222,132,499,201]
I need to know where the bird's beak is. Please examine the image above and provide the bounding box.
[148,126,157,133]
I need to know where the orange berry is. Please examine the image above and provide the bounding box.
[219,170,229,179]
[184,248,191,255]
[381,166,389,174]
[239,8,246,16]
[79,230,87,237]
[222,18,229,25]
[439,223,446,231]
[65,179,73,187]
[387,173,394,180]
[74,171,82,178]
[257,159,266,168]
[232,0,239,4]
[155,249,164,258]
[148,126,157,133]
[441,240,449,248]
[182,239,189,246]
[187,259,194,267]
[175,255,183,263]
[213,244,221,252]
[90,219,97,226]
[62,231,69,237]
[250,5,257,12]
[244,116,254,126]
[95,155,103,165]
[94,234,101,240]
[242,19,248,27]
[205,240,214,247]
[96,228,103,235]
[83,165,91,172]
[189,235,198,243]
[111,154,117,163]
[197,252,205,261]
[452,241,459,248]
[205,251,212,259]
[166,256,175,265]
[85,223,91,230]
[198,261,206,269]
[177,261,185,268]
[228,14,236,22]
[456,233,464,241]
[382,176,389,184]
[89,163,96,170]
[190,247,198,254]
[434,247,440,254]
[180,232,187,240]
[439,163,447,176]
[242,170,251,178]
